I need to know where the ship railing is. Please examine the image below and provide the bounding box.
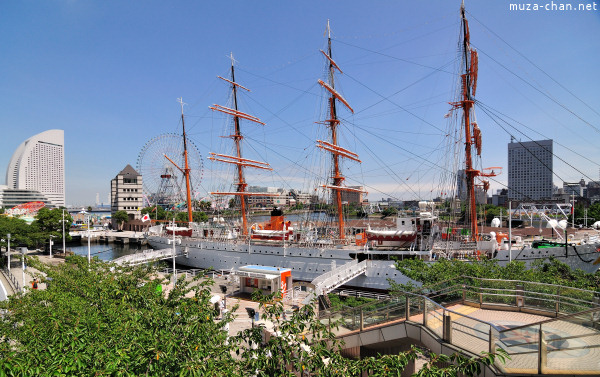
[320,281,600,375]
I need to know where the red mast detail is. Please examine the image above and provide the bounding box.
[318,79,354,113]
[217,76,251,92]
[317,24,361,241]
[320,50,343,73]
[210,104,265,125]
[209,56,268,236]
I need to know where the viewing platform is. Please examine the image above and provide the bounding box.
[319,277,600,376]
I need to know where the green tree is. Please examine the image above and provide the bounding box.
[392,257,600,293]
[33,207,73,241]
[112,210,129,230]
[193,200,212,212]
[142,205,167,220]
[0,256,234,375]
[483,204,507,225]
[0,215,34,248]
[570,202,600,227]
[0,256,506,376]
[381,207,398,218]
[228,198,237,209]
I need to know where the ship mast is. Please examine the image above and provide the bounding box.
[209,54,271,236]
[456,3,496,241]
[317,21,364,241]
[163,97,194,224]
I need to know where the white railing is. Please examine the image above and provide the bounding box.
[304,260,368,304]
[113,248,176,266]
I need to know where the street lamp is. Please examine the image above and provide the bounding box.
[172,217,177,286]
[21,247,25,292]
[49,235,55,258]
[6,233,10,273]
[80,210,91,264]
[220,285,228,308]
[61,209,67,256]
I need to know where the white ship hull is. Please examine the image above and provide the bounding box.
[146,234,600,290]
[147,235,419,290]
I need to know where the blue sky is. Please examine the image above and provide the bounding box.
[1,0,599,206]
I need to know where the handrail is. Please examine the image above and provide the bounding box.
[402,291,506,332]
[324,277,600,375]
[462,275,600,296]
[1,268,20,293]
[323,281,600,334]
[465,287,596,308]
[497,305,600,334]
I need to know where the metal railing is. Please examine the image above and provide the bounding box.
[1,268,20,293]
[320,277,600,375]
[305,260,368,305]
[113,248,176,265]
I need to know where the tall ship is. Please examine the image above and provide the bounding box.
[146,5,600,290]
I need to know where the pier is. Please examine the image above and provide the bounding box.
[72,230,148,246]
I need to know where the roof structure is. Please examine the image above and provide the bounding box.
[118,164,141,178]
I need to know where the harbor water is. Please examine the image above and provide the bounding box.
[68,243,152,262]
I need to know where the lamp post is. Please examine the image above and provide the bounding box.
[508,201,512,263]
[172,217,177,286]
[80,210,91,264]
[21,247,25,292]
[6,233,11,273]
[62,209,66,256]
[49,235,55,258]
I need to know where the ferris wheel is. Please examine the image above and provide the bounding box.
[136,133,204,209]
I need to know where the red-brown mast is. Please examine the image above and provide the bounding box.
[210,54,271,236]
[450,4,497,242]
[163,98,194,224]
[317,21,364,241]
[460,4,478,241]
[180,98,194,223]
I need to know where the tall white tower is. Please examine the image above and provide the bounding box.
[6,130,65,207]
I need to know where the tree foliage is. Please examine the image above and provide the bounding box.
[392,257,600,293]
[0,215,33,248]
[33,207,73,241]
[141,206,209,223]
[569,202,600,227]
[0,208,73,250]
[112,210,130,230]
[0,256,507,376]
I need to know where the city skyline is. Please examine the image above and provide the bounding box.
[1,1,598,206]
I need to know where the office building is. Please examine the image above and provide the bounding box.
[5,129,65,207]
[508,139,553,200]
[111,165,143,226]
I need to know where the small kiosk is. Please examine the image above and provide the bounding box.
[235,265,292,298]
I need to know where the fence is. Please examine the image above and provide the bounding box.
[319,276,600,375]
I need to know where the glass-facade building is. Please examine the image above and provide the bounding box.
[508,139,553,200]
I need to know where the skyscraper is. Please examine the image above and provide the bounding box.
[508,139,553,201]
[5,129,65,207]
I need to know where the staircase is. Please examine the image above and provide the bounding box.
[303,260,369,306]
